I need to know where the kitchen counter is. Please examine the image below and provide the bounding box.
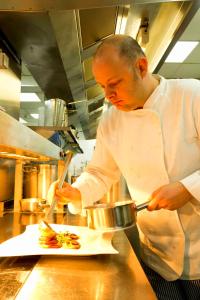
[0,211,157,300]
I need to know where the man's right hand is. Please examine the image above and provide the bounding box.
[55,181,81,206]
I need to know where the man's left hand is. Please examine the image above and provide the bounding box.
[147,182,192,211]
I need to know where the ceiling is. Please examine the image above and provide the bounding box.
[0,0,200,141]
[157,5,200,78]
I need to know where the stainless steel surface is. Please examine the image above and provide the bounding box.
[37,164,57,199]
[0,110,62,160]
[29,126,84,154]
[136,200,150,211]
[44,99,67,127]
[86,200,149,231]
[49,10,89,138]
[0,66,20,120]
[23,164,58,200]
[0,211,157,300]
[0,255,39,300]
[23,165,39,198]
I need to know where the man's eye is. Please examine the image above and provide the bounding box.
[109,80,120,87]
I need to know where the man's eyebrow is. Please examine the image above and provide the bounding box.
[96,77,120,86]
[107,76,119,82]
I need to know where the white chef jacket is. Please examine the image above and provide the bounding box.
[72,76,200,281]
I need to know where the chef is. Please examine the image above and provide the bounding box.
[55,35,200,300]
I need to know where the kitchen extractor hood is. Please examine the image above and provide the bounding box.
[0,1,194,139]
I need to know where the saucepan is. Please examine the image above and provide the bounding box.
[20,198,48,213]
[85,200,149,231]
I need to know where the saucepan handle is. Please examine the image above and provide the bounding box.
[136,201,150,212]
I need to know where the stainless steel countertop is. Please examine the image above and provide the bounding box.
[0,211,157,300]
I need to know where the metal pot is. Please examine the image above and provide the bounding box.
[20,198,47,213]
[23,164,57,200]
[85,200,149,231]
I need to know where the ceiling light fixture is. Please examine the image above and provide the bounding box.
[165,41,199,63]
[115,6,129,35]
[19,117,27,124]
[20,93,41,102]
[30,113,39,119]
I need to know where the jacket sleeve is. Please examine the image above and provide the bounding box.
[70,118,121,213]
[181,171,200,208]
[179,81,200,211]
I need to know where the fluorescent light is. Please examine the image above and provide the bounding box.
[19,117,27,124]
[115,14,128,35]
[165,41,199,63]
[30,113,39,119]
[20,93,41,102]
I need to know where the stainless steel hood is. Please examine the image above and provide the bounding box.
[0,1,194,139]
[0,5,118,139]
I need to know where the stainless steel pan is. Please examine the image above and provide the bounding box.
[20,198,47,212]
[85,200,149,231]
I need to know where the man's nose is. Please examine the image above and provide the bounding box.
[104,86,116,101]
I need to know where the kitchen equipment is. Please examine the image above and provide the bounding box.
[23,165,39,198]
[20,198,47,213]
[23,164,57,200]
[37,164,57,199]
[44,99,67,127]
[85,200,149,231]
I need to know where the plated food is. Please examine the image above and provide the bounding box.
[38,224,80,249]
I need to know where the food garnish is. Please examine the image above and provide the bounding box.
[38,225,80,249]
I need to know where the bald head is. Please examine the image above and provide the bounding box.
[94,35,145,64]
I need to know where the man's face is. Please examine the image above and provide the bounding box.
[92,47,145,111]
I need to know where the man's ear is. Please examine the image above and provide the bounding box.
[135,57,148,78]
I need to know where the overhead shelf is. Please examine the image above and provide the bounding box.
[0,110,62,161]
[29,125,84,154]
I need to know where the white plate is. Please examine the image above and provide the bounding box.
[0,224,118,257]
